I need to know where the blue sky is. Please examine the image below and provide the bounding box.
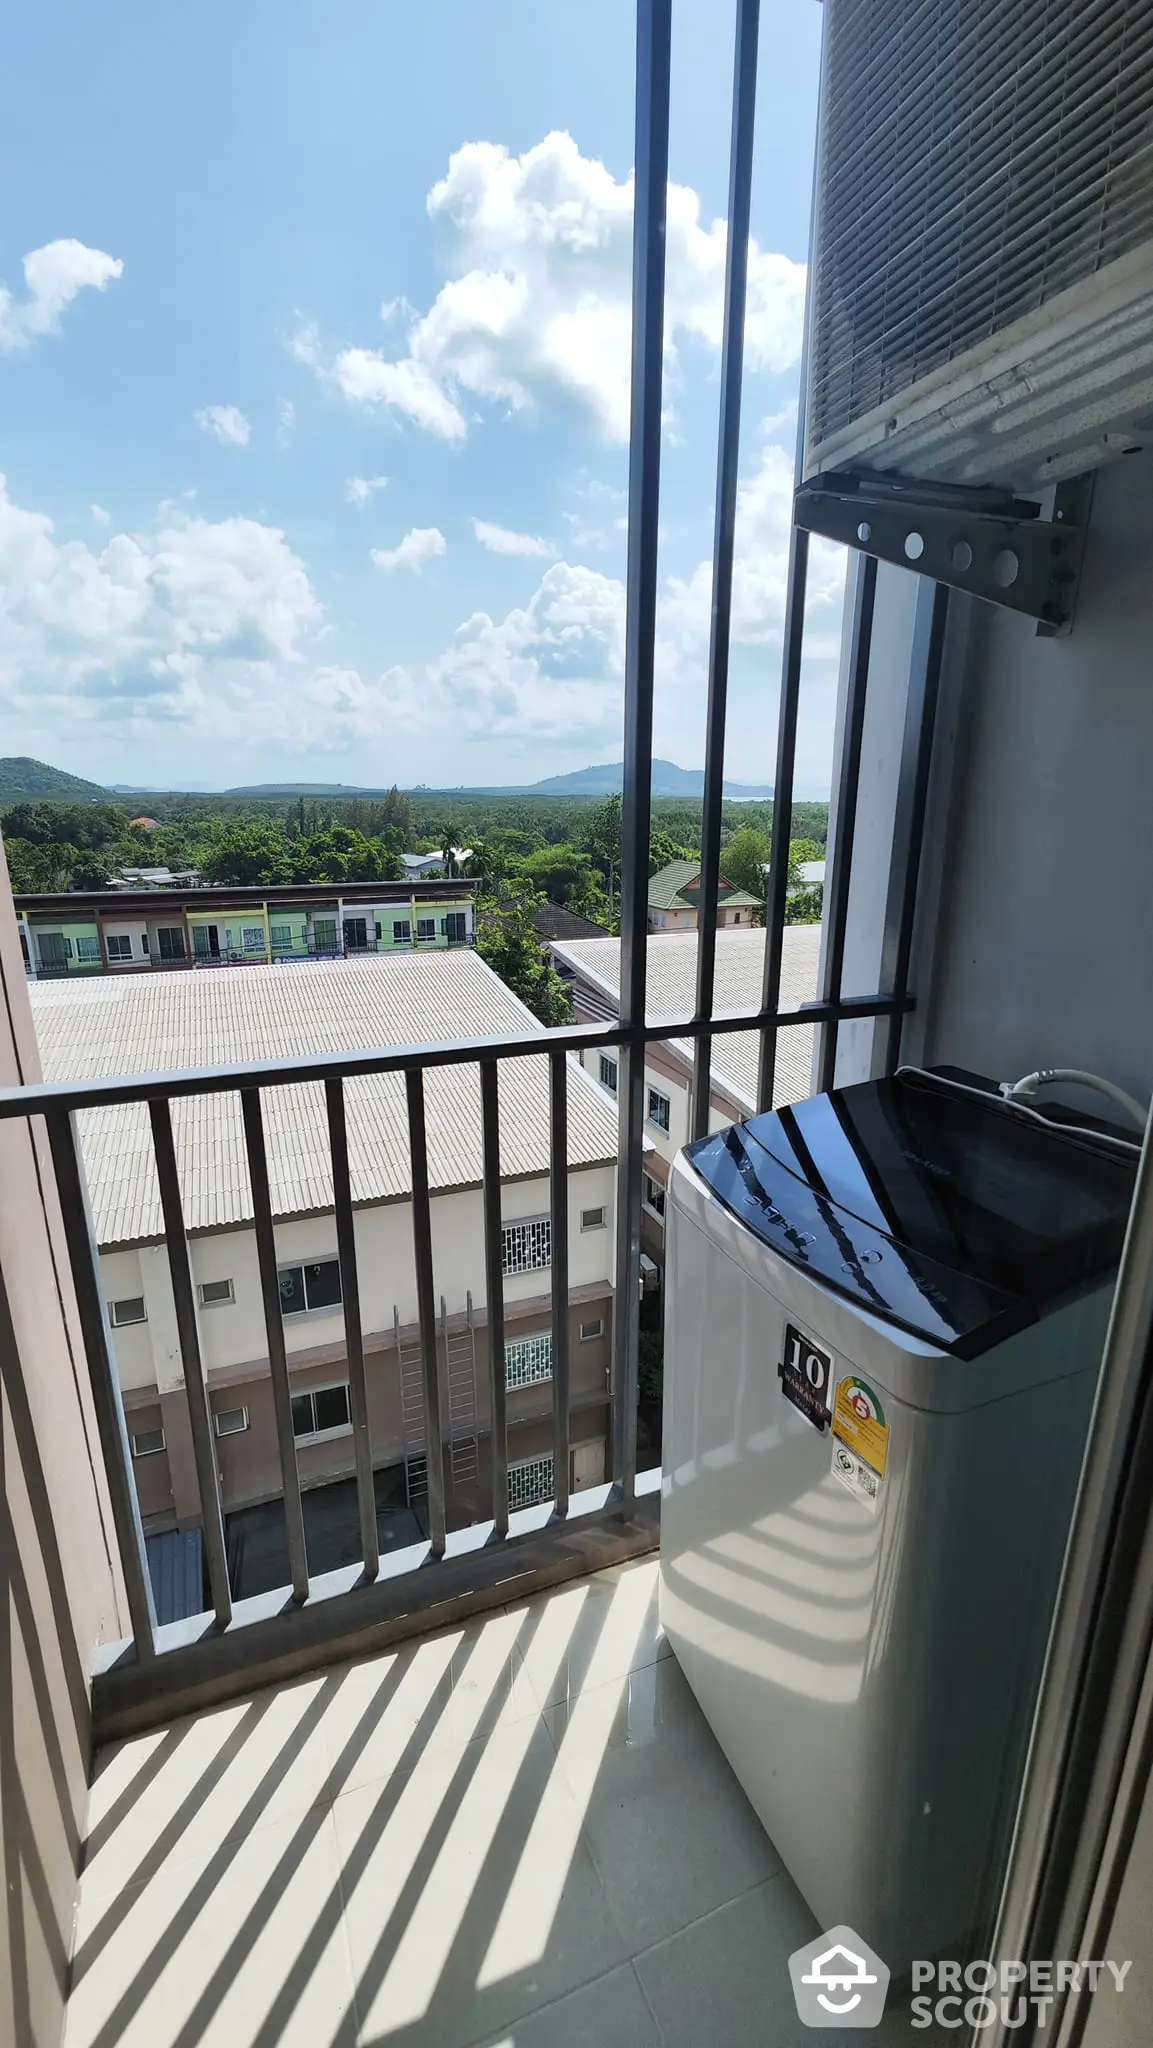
[0,0,844,794]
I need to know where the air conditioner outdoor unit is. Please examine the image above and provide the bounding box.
[803,0,1153,496]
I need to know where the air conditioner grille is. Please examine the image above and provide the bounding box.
[809,0,1153,455]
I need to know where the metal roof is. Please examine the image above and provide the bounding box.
[16,878,477,915]
[29,953,619,1249]
[549,926,824,1110]
[647,859,760,911]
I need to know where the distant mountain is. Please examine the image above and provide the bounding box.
[0,756,110,801]
[225,781,397,797]
[516,759,775,799]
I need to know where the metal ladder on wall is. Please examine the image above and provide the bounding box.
[442,1292,480,1496]
[394,1305,428,1510]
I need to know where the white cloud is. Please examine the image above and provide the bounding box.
[90,503,111,527]
[296,131,805,443]
[0,475,320,737]
[346,474,390,507]
[0,238,123,352]
[370,526,446,573]
[471,518,555,558]
[195,404,251,447]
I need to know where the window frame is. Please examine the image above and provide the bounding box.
[598,1054,618,1094]
[416,916,437,943]
[290,1380,352,1444]
[109,1296,147,1327]
[504,1332,554,1389]
[131,1427,166,1458]
[647,1086,672,1133]
[156,926,186,961]
[508,1453,555,1511]
[213,1405,249,1437]
[443,910,467,942]
[197,1277,235,1308]
[392,918,412,945]
[580,1205,607,1231]
[105,933,133,960]
[643,1172,667,1219]
[277,1257,343,1319]
[579,1315,605,1341]
[501,1216,552,1277]
[75,934,101,962]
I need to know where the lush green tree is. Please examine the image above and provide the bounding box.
[2,839,85,892]
[718,826,772,903]
[199,824,294,886]
[0,800,128,849]
[475,896,574,1027]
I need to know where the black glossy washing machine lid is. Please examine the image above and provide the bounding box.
[683,1070,1137,1359]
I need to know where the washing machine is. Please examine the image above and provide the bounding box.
[659,1068,1136,1971]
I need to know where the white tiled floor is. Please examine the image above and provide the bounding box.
[65,1558,930,2047]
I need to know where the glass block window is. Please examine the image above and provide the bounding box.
[501,1217,551,1275]
[508,1454,555,1511]
[505,1333,553,1388]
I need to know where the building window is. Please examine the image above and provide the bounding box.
[213,1406,249,1436]
[643,1172,667,1219]
[278,1259,343,1317]
[501,1217,551,1276]
[505,1333,553,1388]
[140,933,150,955]
[580,1316,605,1341]
[392,919,411,944]
[131,1427,166,1457]
[242,926,266,953]
[270,924,293,951]
[76,935,101,962]
[343,917,368,951]
[580,1206,606,1231]
[599,1055,618,1094]
[37,934,71,967]
[443,911,467,942]
[375,922,382,940]
[106,933,132,960]
[312,918,338,952]
[416,917,437,942]
[290,1382,351,1442]
[508,1454,555,1511]
[647,1088,671,1133]
[197,1277,235,1307]
[110,1296,147,1327]
[156,926,186,961]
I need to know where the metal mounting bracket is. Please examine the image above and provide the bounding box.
[794,472,1090,633]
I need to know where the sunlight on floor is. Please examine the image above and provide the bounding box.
[63,1555,868,2047]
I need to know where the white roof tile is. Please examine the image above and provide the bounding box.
[29,954,618,1250]
[550,926,824,1111]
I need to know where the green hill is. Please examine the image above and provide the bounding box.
[0,757,111,802]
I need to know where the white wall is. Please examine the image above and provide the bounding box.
[104,1161,616,1389]
[905,447,1153,1108]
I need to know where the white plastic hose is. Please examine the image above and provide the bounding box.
[1000,1068,1149,1132]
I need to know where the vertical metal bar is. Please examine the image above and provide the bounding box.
[148,1098,231,1629]
[45,1110,156,1658]
[691,0,761,1144]
[405,1068,447,1556]
[324,1077,379,1580]
[479,1060,508,1536]
[884,582,949,1073]
[816,551,877,1094]
[757,525,810,1111]
[240,1088,309,1602]
[612,0,672,1502]
[550,1051,571,1517]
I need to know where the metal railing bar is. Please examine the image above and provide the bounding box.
[240,1088,309,1603]
[148,1099,232,1629]
[479,1060,508,1537]
[324,1077,379,1581]
[405,1068,447,1557]
[885,581,949,1074]
[613,0,672,1508]
[817,550,878,1094]
[44,1109,157,1659]
[757,525,810,1111]
[691,0,761,1145]
[0,994,914,1122]
[549,1050,571,1518]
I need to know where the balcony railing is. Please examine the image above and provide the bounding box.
[0,0,939,1745]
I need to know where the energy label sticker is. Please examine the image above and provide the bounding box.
[830,1375,889,1512]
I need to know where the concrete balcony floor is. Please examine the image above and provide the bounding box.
[64,1556,908,2047]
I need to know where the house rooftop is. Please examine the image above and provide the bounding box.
[647,858,760,911]
[29,952,618,1249]
[550,926,823,1109]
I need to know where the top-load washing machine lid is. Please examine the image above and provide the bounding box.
[683,1070,1137,1358]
